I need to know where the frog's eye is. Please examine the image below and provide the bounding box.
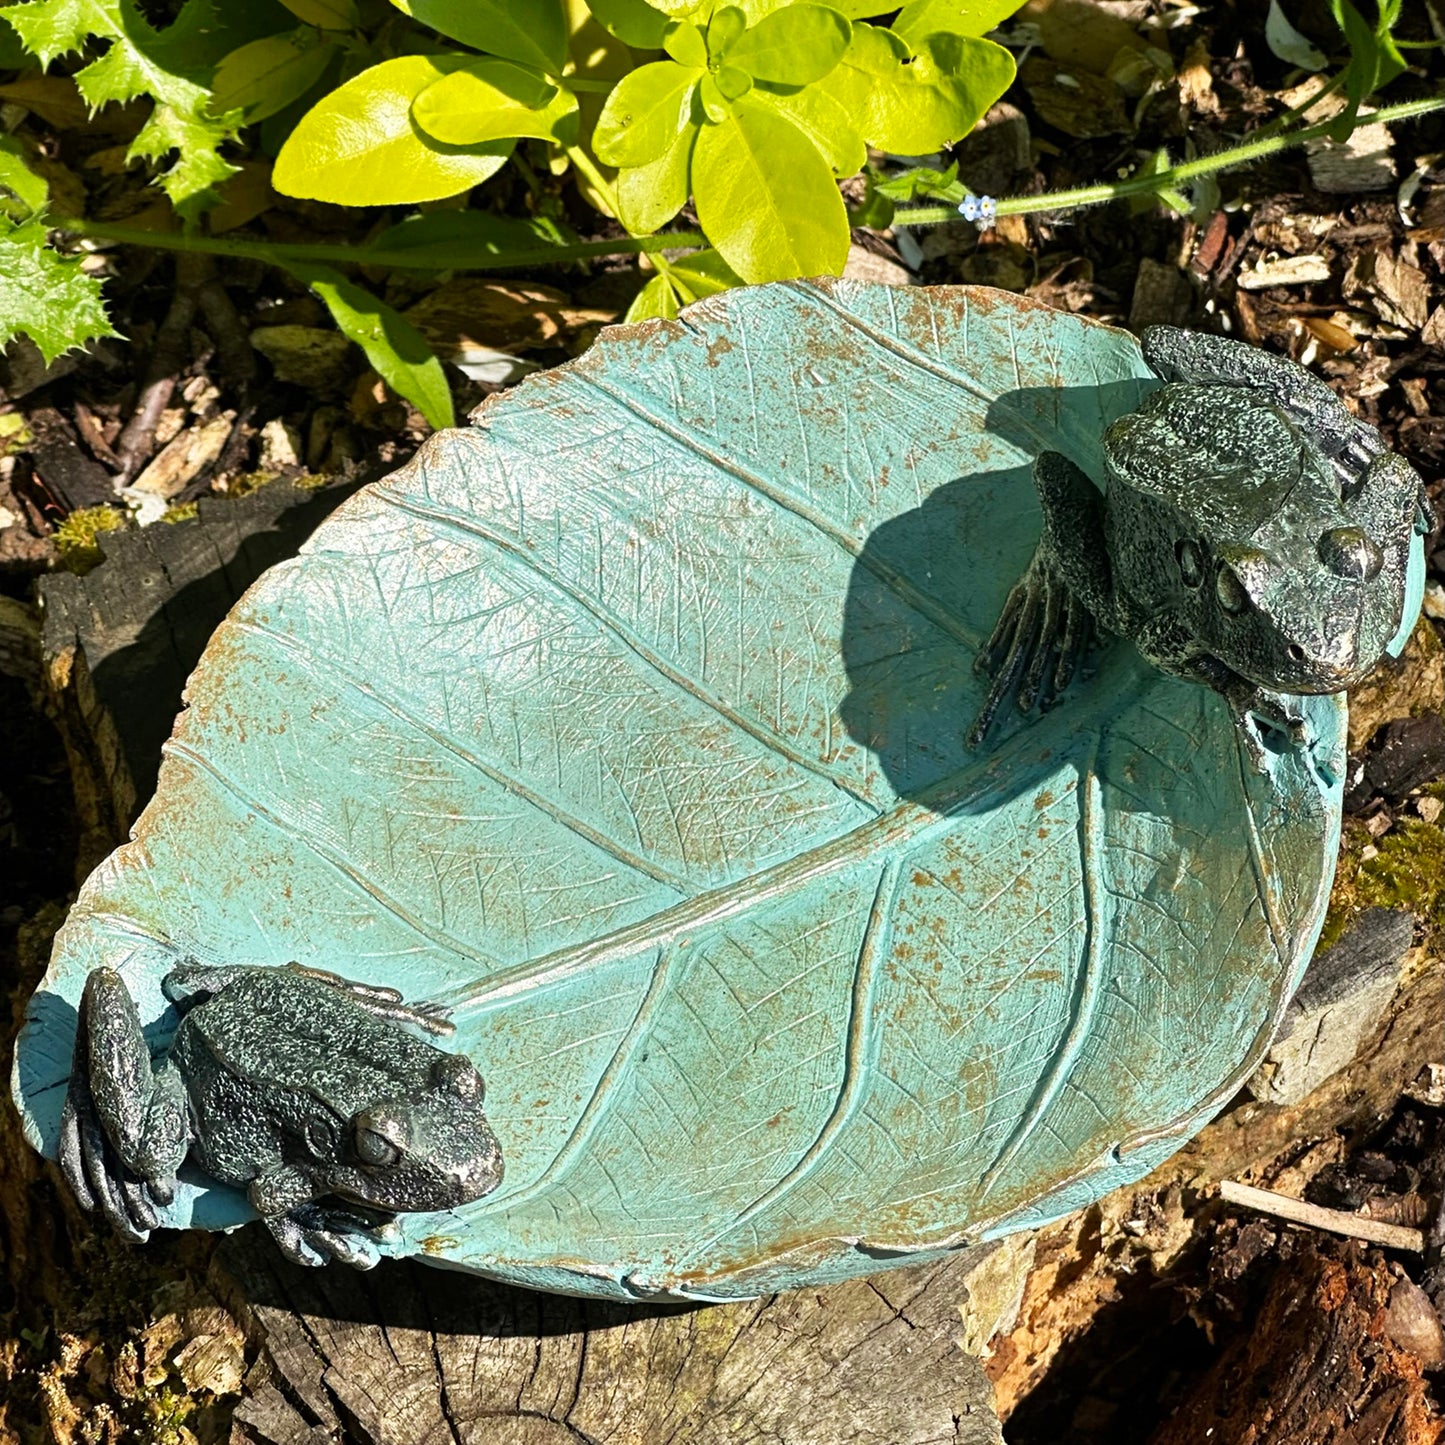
[1319,526,1384,581]
[1176,539,1204,589]
[353,1110,408,1168]
[1215,561,1251,615]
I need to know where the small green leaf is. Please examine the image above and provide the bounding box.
[1264,0,1328,70]
[0,135,49,217]
[714,64,752,100]
[755,74,862,172]
[389,0,567,73]
[367,210,564,267]
[128,103,240,217]
[276,0,358,29]
[691,98,848,282]
[594,59,699,166]
[412,58,579,145]
[614,121,695,233]
[890,0,1024,48]
[288,260,454,430]
[728,4,851,85]
[211,31,335,123]
[663,18,708,67]
[274,55,513,205]
[624,272,679,322]
[698,72,729,121]
[707,5,745,56]
[0,219,116,364]
[585,0,671,48]
[667,246,743,300]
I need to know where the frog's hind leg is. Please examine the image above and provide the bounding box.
[59,968,188,1240]
[1140,326,1381,471]
[281,962,456,1037]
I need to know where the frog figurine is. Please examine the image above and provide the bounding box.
[970,325,1432,756]
[58,961,504,1268]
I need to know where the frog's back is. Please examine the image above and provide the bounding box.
[176,972,437,1118]
[1106,383,1335,537]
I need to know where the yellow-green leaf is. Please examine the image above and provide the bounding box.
[727,4,850,84]
[412,58,579,145]
[276,0,358,29]
[667,246,743,300]
[389,0,568,72]
[614,121,695,233]
[594,59,699,166]
[890,0,1025,47]
[210,31,334,124]
[691,99,847,283]
[274,55,512,205]
[624,272,678,322]
[662,18,707,66]
[754,73,863,173]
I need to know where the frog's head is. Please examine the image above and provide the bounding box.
[1196,534,1397,693]
[324,1051,504,1213]
[1105,385,1418,694]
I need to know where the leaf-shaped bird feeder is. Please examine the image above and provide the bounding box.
[17,281,1351,1301]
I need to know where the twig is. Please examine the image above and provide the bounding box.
[1219,1180,1425,1252]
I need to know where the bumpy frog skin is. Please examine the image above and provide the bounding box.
[971,326,1432,757]
[58,962,504,1269]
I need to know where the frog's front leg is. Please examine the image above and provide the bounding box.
[58,967,188,1241]
[250,1166,384,1270]
[969,452,1114,747]
[1135,616,1310,768]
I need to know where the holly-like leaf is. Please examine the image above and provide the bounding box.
[389,0,568,74]
[210,30,335,124]
[274,55,513,205]
[0,134,49,216]
[412,58,579,146]
[890,0,1025,47]
[614,120,695,233]
[287,261,454,431]
[0,219,116,363]
[728,3,850,84]
[691,98,847,282]
[594,59,699,167]
[3,0,244,214]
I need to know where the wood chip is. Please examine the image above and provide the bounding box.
[1237,254,1332,290]
[131,414,235,499]
[1219,1180,1425,1251]
[1343,249,1431,330]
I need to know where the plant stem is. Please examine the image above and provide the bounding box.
[892,93,1445,227]
[54,218,707,273]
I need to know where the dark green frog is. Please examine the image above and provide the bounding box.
[970,326,1431,758]
[59,961,503,1268]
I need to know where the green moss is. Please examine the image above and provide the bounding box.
[223,470,278,498]
[1320,817,1445,954]
[54,505,127,574]
[0,411,32,455]
[159,501,199,524]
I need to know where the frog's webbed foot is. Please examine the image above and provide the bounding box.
[266,1204,386,1270]
[968,550,1095,748]
[58,968,187,1241]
